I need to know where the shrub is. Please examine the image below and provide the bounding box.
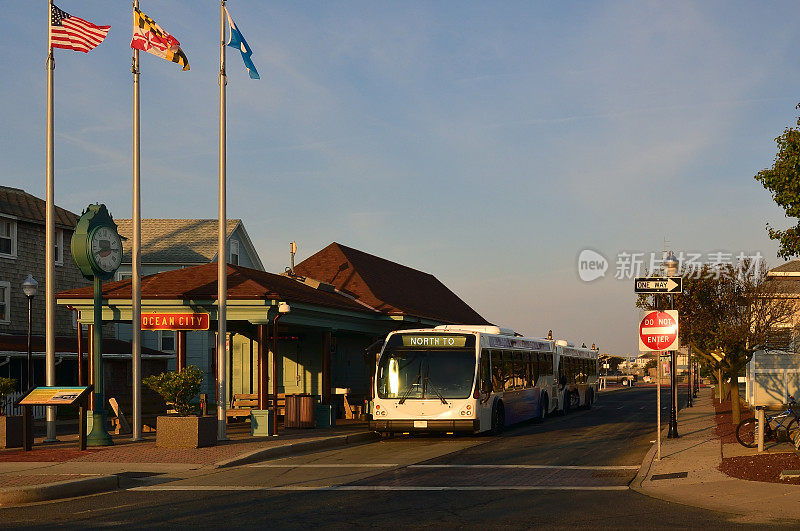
[142,366,203,416]
[0,377,17,416]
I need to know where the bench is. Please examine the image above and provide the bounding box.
[226,393,286,420]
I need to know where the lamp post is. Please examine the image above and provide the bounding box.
[21,274,38,451]
[663,251,680,438]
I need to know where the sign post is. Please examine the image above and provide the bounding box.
[639,310,679,456]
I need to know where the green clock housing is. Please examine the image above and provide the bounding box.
[71,204,124,281]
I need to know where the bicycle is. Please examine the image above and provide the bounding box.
[735,396,800,448]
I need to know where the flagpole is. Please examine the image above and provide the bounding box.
[44,0,58,443]
[131,0,142,442]
[217,0,228,441]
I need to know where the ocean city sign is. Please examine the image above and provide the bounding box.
[141,313,210,331]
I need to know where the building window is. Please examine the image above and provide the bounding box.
[160,331,176,353]
[0,281,9,323]
[116,272,133,281]
[229,240,239,265]
[0,218,16,258]
[54,229,64,266]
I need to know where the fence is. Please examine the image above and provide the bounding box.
[2,391,46,419]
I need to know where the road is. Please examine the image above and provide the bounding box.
[0,387,775,529]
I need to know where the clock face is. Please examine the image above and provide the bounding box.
[90,225,122,274]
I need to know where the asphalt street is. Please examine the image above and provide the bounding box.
[0,387,783,529]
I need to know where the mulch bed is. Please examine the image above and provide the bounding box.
[713,396,800,484]
[713,397,753,444]
[720,453,800,484]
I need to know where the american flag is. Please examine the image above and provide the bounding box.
[50,4,110,53]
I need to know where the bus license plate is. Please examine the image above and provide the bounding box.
[413,420,427,428]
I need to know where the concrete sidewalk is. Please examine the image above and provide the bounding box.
[0,421,376,506]
[632,388,800,523]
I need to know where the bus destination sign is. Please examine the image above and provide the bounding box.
[402,335,467,348]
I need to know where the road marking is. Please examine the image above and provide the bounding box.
[616,406,625,409]
[249,464,400,468]
[408,464,640,470]
[131,485,630,492]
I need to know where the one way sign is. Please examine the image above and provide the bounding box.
[634,277,682,294]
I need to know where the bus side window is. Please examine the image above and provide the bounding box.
[514,352,526,389]
[504,351,515,391]
[491,350,503,392]
[532,352,540,384]
[480,350,491,393]
[525,352,533,388]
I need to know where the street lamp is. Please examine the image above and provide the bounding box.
[662,251,680,438]
[21,273,37,451]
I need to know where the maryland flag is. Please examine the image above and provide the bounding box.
[131,7,189,71]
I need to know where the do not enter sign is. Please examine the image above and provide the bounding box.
[638,310,678,352]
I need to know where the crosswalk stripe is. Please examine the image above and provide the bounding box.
[409,464,640,470]
[249,464,400,468]
[131,485,630,492]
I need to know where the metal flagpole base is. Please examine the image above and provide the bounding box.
[86,411,114,446]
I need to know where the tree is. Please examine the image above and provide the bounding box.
[755,104,800,259]
[637,260,795,424]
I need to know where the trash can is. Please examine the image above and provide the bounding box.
[285,394,316,428]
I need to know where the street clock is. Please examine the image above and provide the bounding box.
[71,204,123,281]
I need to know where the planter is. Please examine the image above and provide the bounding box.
[0,415,23,449]
[155,415,216,449]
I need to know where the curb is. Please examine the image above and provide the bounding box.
[0,475,119,506]
[215,431,379,468]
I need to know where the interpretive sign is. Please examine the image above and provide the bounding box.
[16,386,92,406]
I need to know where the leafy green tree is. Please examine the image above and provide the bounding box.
[0,377,16,416]
[143,366,203,416]
[637,261,795,424]
[755,104,800,259]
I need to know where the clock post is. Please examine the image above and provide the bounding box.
[71,204,123,447]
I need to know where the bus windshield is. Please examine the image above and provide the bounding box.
[376,349,476,400]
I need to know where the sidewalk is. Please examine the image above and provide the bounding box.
[632,387,800,522]
[0,420,375,505]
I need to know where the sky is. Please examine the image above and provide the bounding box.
[2,1,799,357]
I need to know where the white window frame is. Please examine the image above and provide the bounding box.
[54,228,64,266]
[159,330,176,353]
[0,281,10,324]
[229,239,240,265]
[116,272,133,281]
[0,218,17,259]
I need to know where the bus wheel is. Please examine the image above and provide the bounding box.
[570,391,580,410]
[492,402,505,435]
[539,395,548,421]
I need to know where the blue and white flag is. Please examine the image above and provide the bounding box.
[225,8,259,79]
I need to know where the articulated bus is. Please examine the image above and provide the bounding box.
[554,341,600,413]
[369,325,599,435]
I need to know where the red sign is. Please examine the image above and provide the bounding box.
[141,313,210,331]
[638,310,678,352]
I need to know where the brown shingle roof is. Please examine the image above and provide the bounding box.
[57,262,376,315]
[293,242,490,325]
[769,260,800,274]
[0,186,78,227]
[115,219,240,264]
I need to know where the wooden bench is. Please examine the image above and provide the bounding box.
[226,393,286,420]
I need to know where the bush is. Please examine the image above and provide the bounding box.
[142,366,203,416]
[0,377,17,416]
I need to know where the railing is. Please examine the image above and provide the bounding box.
[2,391,46,419]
